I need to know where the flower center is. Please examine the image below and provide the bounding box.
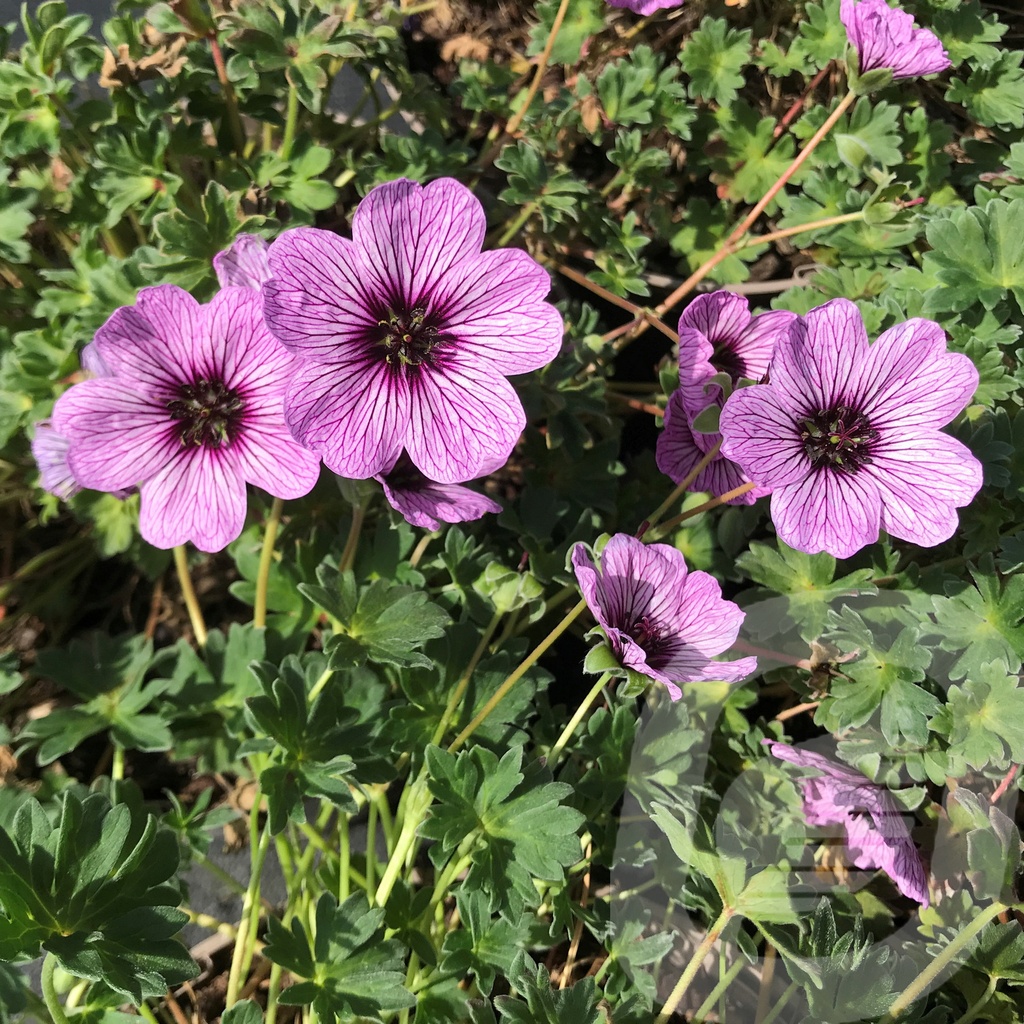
[629,614,667,657]
[711,342,746,381]
[800,405,879,473]
[378,307,439,368]
[167,378,244,448]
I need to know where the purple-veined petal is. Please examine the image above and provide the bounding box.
[719,385,808,490]
[431,248,564,375]
[285,357,407,479]
[264,228,380,359]
[214,234,271,290]
[734,309,798,381]
[31,422,79,499]
[139,446,247,552]
[351,178,487,309]
[405,362,525,483]
[54,379,179,493]
[231,424,321,499]
[868,430,983,547]
[380,474,501,530]
[671,569,746,656]
[857,319,979,430]
[769,465,883,558]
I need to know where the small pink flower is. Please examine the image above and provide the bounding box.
[841,0,951,81]
[606,0,679,13]
[571,534,756,700]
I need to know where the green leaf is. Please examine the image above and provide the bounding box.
[930,562,1024,678]
[264,894,414,1019]
[422,746,584,912]
[309,566,448,671]
[495,951,603,1024]
[947,51,1024,129]
[0,792,194,1002]
[526,0,603,66]
[221,1001,264,1024]
[924,198,1024,312]
[938,662,1024,770]
[440,890,526,994]
[680,17,751,107]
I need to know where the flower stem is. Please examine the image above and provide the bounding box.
[647,482,758,541]
[881,902,1008,1022]
[547,672,611,766]
[431,611,503,746]
[760,980,800,1024]
[254,497,285,629]
[281,81,300,159]
[339,500,367,574]
[208,34,246,154]
[338,813,350,901]
[499,0,571,141]
[375,774,432,907]
[173,545,208,647]
[634,90,859,341]
[655,908,735,1024]
[952,976,998,1024]
[448,598,589,754]
[641,440,723,536]
[224,823,272,1009]
[693,955,745,1023]
[41,953,72,1024]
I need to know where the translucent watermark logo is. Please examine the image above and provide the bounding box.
[610,590,1021,1023]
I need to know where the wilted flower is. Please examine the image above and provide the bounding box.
[214,234,271,290]
[31,422,79,500]
[719,298,981,558]
[606,0,679,13]
[377,453,501,530]
[53,285,321,552]
[840,0,951,83]
[571,533,756,700]
[263,177,563,484]
[657,292,795,504]
[765,740,929,905]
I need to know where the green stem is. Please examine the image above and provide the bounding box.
[953,976,998,1024]
[196,851,250,897]
[647,482,758,541]
[448,598,588,753]
[366,799,378,895]
[209,34,246,154]
[375,774,431,907]
[254,497,285,629]
[224,824,272,1009]
[281,81,300,159]
[339,813,350,901]
[655,908,735,1024]
[760,980,799,1024]
[882,902,1008,1022]
[496,202,538,246]
[173,545,208,647]
[693,956,744,1022]
[111,744,125,784]
[642,440,723,535]
[339,501,367,573]
[547,673,610,766]
[41,953,73,1024]
[432,611,503,746]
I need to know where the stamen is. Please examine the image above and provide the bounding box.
[167,378,244,448]
[800,404,878,473]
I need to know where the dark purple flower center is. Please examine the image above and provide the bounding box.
[167,378,244,448]
[628,614,670,663]
[800,405,879,473]
[711,341,747,381]
[377,306,440,369]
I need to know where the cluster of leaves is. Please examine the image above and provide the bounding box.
[3,0,1024,1022]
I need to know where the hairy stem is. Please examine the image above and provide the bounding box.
[547,673,611,766]
[41,953,72,1024]
[281,81,300,159]
[448,598,588,753]
[254,497,285,629]
[647,482,758,540]
[882,902,1008,1021]
[208,34,246,154]
[224,823,272,1009]
[655,908,735,1024]
[173,545,208,647]
[641,439,723,536]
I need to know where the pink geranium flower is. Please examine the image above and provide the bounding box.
[656,292,795,505]
[841,0,951,81]
[214,234,271,290]
[52,285,321,552]
[263,178,564,485]
[31,422,79,500]
[377,453,501,530]
[719,298,982,558]
[765,741,929,905]
[606,0,679,13]
[571,534,756,700]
